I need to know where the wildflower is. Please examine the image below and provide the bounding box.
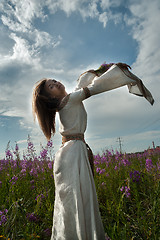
[29,168,37,176]
[21,169,26,174]
[26,213,38,222]
[47,141,53,147]
[101,156,107,163]
[96,167,101,173]
[94,160,100,165]
[40,149,48,159]
[157,160,160,171]
[35,194,45,201]
[48,162,53,169]
[28,141,34,150]
[145,158,153,172]
[125,186,131,198]
[1,215,7,223]
[120,185,131,198]
[114,166,118,170]
[15,144,19,151]
[5,150,13,159]
[9,175,18,185]
[120,186,124,192]
[129,170,141,182]
[99,169,105,174]
[122,158,130,166]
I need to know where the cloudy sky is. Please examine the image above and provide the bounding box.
[0,0,160,157]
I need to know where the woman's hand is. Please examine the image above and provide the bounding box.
[116,62,132,70]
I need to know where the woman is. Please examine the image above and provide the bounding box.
[32,63,154,240]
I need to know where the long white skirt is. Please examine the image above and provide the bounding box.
[51,140,105,240]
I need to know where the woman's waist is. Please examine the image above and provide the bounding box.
[61,133,85,145]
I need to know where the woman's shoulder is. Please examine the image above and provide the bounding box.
[58,94,71,111]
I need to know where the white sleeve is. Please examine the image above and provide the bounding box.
[87,64,154,105]
[75,71,96,90]
[69,88,90,103]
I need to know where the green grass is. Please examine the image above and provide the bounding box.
[0,140,160,240]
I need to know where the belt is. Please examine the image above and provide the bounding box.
[61,133,94,176]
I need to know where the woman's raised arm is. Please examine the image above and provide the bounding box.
[86,64,154,105]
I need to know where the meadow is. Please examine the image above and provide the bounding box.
[0,137,160,240]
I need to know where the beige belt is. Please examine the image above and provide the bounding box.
[61,133,94,176]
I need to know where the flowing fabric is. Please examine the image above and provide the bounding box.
[51,65,154,240]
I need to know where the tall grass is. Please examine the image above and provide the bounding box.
[0,138,160,240]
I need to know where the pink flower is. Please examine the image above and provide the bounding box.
[145,158,153,172]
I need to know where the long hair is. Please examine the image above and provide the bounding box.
[32,78,60,140]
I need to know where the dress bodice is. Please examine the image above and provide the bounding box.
[58,89,88,136]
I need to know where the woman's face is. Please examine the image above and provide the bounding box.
[44,79,65,98]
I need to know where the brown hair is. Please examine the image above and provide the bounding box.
[32,78,60,140]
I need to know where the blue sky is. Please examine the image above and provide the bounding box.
[0,0,160,157]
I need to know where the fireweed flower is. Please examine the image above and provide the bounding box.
[40,149,48,159]
[20,168,26,174]
[47,141,53,148]
[29,168,37,176]
[145,158,153,172]
[122,158,130,166]
[94,160,100,165]
[101,182,106,186]
[15,144,19,151]
[26,213,38,222]
[0,210,8,225]
[1,215,7,223]
[27,141,34,150]
[5,150,13,159]
[99,169,106,174]
[101,156,107,163]
[129,170,141,182]
[120,186,124,192]
[96,167,101,173]
[114,166,118,170]
[120,186,131,198]
[9,176,18,185]
[157,160,160,171]
[48,162,53,169]
[35,193,45,201]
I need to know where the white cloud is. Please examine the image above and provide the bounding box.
[9,33,39,64]
[1,0,45,30]
[100,0,121,9]
[1,0,61,63]
[99,12,108,28]
[1,15,28,32]
[126,0,160,77]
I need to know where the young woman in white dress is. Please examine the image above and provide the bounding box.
[32,63,154,240]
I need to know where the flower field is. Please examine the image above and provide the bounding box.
[0,138,160,240]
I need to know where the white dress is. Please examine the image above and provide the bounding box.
[51,65,154,240]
